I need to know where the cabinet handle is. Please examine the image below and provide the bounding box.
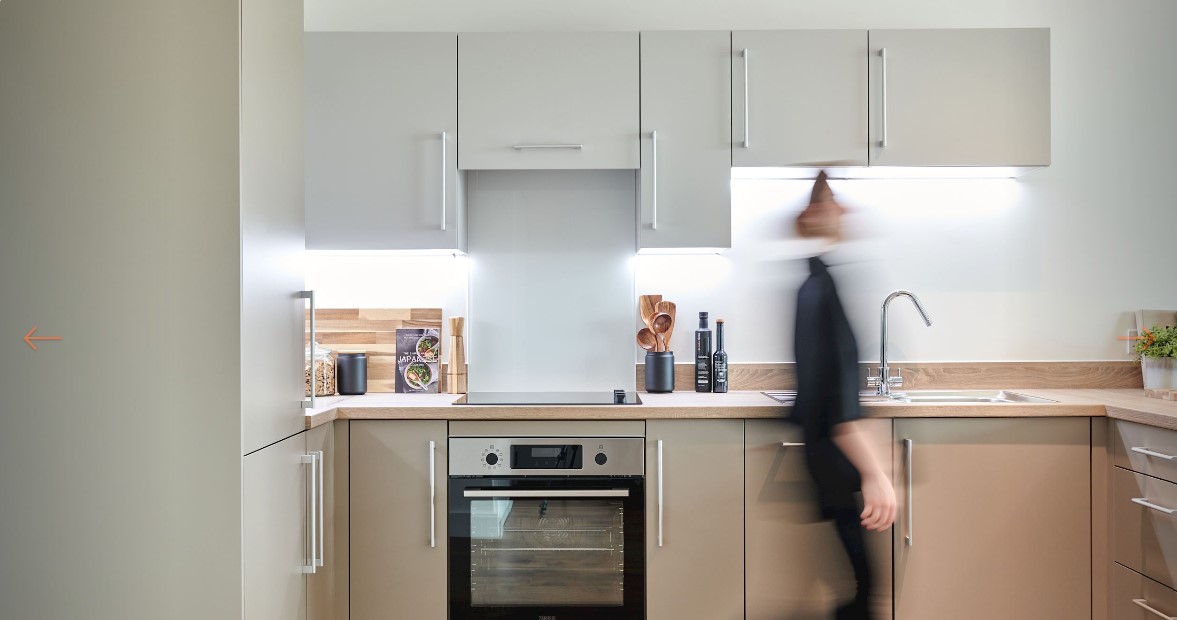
[904,438,913,546]
[741,48,750,149]
[1134,599,1177,620]
[316,450,325,567]
[429,440,437,549]
[657,439,664,547]
[300,290,316,410]
[301,453,318,574]
[439,132,447,232]
[878,48,888,148]
[1133,497,1177,515]
[650,130,658,231]
[781,442,805,448]
[511,144,584,150]
[1132,446,1177,460]
[464,489,630,498]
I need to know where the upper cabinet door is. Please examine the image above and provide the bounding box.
[458,32,639,170]
[305,33,461,251]
[868,29,1050,167]
[732,30,868,167]
[639,31,731,251]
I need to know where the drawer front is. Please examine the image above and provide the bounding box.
[1114,467,1177,590]
[1113,563,1177,620]
[1115,421,1177,484]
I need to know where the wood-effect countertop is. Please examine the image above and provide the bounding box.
[305,388,1177,430]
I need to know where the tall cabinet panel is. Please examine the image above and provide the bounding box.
[305,33,461,251]
[732,30,868,167]
[893,418,1089,620]
[244,432,308,620]
[745,419,892,620]
[646,420,744,619]
[351,421,448,619]
[459,32,639,170]
[868,29,1050,167]
[639,31,732,251]
[241,0,306,455]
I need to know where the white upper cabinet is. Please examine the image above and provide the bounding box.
[458,32,639,170]
[304,33,462,251]
[868,29,1051,167]
[732,30,869,167]
[640,31,732,251]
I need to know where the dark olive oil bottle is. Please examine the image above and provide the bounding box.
[695,312,713,392]
[713,319,728,393]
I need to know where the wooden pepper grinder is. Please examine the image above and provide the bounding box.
[446,316,467,394]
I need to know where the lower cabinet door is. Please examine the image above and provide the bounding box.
[1114,562,1177,620]
[307,421,348,620]
[745,418,893,620]
[243,432,308,620]
[893,418,1090,620]
[646,420,744,619]
[350,420,448,619]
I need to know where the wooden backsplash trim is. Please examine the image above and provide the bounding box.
[635,361,1143,392]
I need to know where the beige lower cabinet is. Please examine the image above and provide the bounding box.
[350,420,448,619]
[645,420,744,619]
[893,418,1090,620]
[307,422,348,620]
[745,418,893,620]
[243,431,308,620]
[1113,562,1177,620]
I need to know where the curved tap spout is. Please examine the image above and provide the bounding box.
[874,290,933,396]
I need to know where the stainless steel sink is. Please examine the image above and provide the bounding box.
[886,390,1056,404]
[762,389,1056,404]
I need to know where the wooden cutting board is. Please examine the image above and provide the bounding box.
[306,308,443,393]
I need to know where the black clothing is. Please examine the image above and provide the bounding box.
[793,256,863,514]
[793,255,874,618]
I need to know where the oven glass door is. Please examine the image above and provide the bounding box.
[449,477,645,620]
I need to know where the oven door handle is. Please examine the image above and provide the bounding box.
[463,489,630,498]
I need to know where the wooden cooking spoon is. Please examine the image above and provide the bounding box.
[636,328,658,352]
[639,294,662,330]
[654,300,676,348]
[651,312,673,352]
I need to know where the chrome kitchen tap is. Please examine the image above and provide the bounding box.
[868,290,933,398]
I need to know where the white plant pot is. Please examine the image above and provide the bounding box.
[1142,357,1177,390]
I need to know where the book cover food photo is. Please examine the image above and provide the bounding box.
[395,328,440,393]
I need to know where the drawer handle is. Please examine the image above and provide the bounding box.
[1132,447,1177,460]
[512,144,584,150]
[1133,497,1177,515]
[1134,599,1177,620]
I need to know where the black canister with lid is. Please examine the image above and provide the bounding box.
[336,351,368,395]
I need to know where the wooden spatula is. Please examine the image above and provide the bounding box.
[639,294,662,330]
[654,300,676,350]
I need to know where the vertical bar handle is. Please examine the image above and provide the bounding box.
[657,439,664,547]
[741,48,750,149]
[429,440,437,549]
[904,437,913,546]
[300,290,316,410]
[650,130,658,231]
[879,48,888,148]
[439,131,447,232]
[301,453,317,574]
[316,450,325,567]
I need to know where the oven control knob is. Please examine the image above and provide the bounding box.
[594,452,607,466]
[485,452,499,466]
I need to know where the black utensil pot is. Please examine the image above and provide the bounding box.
[336,352,368,395]
[644,351,674,393]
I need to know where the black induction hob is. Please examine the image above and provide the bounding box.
[458,390,642,405]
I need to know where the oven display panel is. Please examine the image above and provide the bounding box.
[510,444,582,469]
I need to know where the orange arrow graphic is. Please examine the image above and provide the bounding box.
[23,326,62,351]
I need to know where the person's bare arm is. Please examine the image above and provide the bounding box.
[832,421,897,531]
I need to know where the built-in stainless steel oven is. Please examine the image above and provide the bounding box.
[449,436,645,620]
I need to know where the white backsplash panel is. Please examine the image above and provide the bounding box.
[467,170,637,392]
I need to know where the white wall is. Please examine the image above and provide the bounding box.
[304,0,1177,362]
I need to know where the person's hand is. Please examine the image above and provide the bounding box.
[859,471,897,531]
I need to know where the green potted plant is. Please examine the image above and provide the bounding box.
[1137,324,1177,390]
